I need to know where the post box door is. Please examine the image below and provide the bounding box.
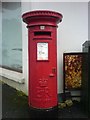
[28,28,57,108]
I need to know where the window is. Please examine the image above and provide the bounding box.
[2,2,22,72]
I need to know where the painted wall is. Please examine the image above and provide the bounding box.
[22,2,88,94]
[1,2,88,96]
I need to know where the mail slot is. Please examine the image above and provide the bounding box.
[34,31,51,36]
[22,10,63,110]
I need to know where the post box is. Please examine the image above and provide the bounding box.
[22,10,63,110]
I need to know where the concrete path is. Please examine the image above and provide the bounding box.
[1,81,88,119]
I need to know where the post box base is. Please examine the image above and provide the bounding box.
[28,106,58,118]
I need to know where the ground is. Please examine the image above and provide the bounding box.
[1,81,89,119]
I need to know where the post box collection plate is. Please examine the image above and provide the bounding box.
[37,42,48,60]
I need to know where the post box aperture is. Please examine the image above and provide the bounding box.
[34,31,51,37]
[22,10,63,110]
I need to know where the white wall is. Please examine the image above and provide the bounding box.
[1,2,88,96]
[21,2,31,95]
[21,2,88,94]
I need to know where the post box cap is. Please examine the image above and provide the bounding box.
[22,10,63,25]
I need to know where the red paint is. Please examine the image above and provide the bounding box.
[22,10,63,109]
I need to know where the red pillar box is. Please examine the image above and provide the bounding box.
[22,10,63,110]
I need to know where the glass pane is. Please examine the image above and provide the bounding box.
[2,2,22,72]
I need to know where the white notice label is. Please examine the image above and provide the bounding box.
[37,43,48,60]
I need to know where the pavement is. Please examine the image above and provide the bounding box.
[1,81,89,119]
